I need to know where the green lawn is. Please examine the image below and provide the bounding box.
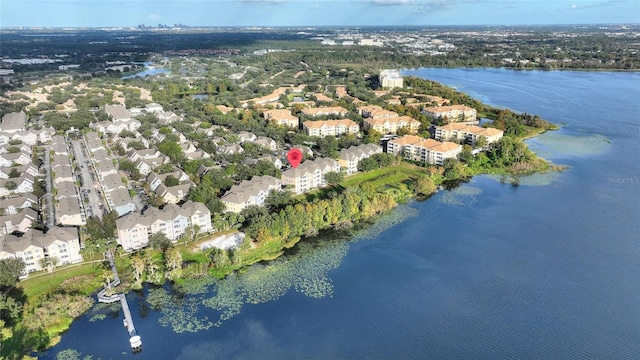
[19,263,102,300]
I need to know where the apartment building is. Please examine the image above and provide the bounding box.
[115,201,212,251]
[303,119,360,138]
[434,123,504,146]
[422,105,477,123]
[263,109,300,128]
[338,144,383,175]
[380,69,403,89]
[281,157,341,194]
[0,227,82,274]
[221,175,281,213]
[388,135,462,165]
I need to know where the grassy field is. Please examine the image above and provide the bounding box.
[19,262,103,300]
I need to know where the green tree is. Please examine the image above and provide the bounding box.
[130,255,145,288]
[0,258,25,288]
[165,247,183,280]
[149,232,172,251]
[7,168,20,178]
[163,175,179,187]
[324,171,344,185]
[0,292,23,325]
[4,181,17,191]
[475,135,488,149]
[415,176,437,197]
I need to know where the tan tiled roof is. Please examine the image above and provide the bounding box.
[303,119,358,129]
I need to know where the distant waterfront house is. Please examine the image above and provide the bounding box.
[434,123,504,146]
[422,105,477,123]
[387,135,462,165]
[338,144,383,175]
[281,157,341,194]
[115,201,212,251]
[303,119,360,138]
[0,227,82,274]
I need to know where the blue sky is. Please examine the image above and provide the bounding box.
[1,0,638,28]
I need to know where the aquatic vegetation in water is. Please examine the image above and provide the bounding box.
[528,132,611,159]
[86,302,120,323]
[157,296,214,333]
[203,239,349,326]
[486,171,562,187]
[352,205,419,241]
[145,206,419,332]
[439,186,483,206]
[55,348,93,360]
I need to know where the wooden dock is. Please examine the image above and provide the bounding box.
[97,250,142,351]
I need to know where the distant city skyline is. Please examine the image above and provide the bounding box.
[1,0,638,28]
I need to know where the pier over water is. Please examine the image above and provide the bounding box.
[97,250,142,352]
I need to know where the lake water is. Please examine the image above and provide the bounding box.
[121,66,170,80]
[44,69,640,359]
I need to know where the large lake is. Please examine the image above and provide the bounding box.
[45,69,640,359]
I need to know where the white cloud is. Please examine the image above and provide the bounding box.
[147,13,161,20]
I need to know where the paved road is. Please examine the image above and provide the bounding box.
[70,139,104,219]
[43,145,55,228]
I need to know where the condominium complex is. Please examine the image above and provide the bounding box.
[338,144,383,175]
[434,123,504,146]
[281,157,341,194]
[380,69,403,89]
[387,135,462,165]
[422,105,478,123]
[303,119,360,137]
[263,109,300,128]
[221,175,281,213]
[115,201,212,251]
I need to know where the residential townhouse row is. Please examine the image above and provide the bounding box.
[51,135,85,226]
[115,200,212,251]
[0,112,54,145]
[85,132,136,216]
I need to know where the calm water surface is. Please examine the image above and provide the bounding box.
[45,69,640,359]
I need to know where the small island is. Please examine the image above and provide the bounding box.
[0,33,559,359]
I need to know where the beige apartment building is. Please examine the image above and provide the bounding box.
[303,119,360,137]
[387,135,462,165]
[263,109,300,128]
[434,123,504,146]
[422,105,478,123]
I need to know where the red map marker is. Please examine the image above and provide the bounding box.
[287,148,303,169]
